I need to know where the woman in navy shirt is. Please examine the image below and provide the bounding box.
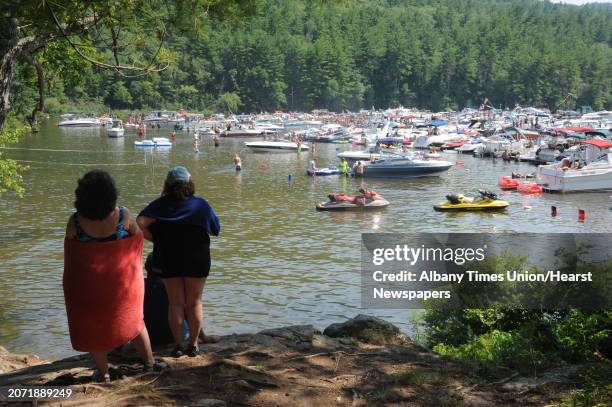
[138,166,220,358]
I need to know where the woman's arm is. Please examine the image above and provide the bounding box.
[136,215,156,241]
[206,205,221,237]
[123,208,141,236]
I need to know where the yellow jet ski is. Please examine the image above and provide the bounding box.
[434,190,509,212]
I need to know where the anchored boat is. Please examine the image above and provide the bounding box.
[106,119,125,138]
[134,137,172,148]
[357,152,453,178]
[245,140,309,153]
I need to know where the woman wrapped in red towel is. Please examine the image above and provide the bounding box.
[64,170,165,383]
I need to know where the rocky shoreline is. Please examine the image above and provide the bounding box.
[0,315,596,406]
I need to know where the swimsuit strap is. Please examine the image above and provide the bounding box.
[74,208,129,242]
[73,213,93,242]
[115,207,130,239]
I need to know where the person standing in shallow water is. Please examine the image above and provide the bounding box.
[137,166,221,358]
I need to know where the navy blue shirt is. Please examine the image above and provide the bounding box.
[140,196,220,278]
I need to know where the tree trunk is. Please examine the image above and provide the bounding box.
[0,17,20,133]
[22,52,44,131]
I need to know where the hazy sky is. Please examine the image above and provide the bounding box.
[550,0,610,4]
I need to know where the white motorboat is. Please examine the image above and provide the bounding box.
[134,137,172,148]
[58,117,102,127]
[413,134,430,149]
[245,140,310,153]
[356,153,453,178]
[483,134,525,155]
[536,140,612,192]
[196,127,217,136]
[143,110,177,124]
[106,119,125,137]
[255,121,284,132]
[427,133,463,147]
[456,139,485,154]
[284,119,323,128]
[221,128,262,137]
[337,145,383,164]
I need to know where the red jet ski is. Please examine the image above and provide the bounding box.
[316,188,390,211]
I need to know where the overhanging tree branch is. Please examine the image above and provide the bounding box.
[47,3,169,77]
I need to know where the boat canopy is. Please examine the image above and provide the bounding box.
[582,139,612,149]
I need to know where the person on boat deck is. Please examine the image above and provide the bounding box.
[234,154,242,171]
[137,166,220,358]
[338,158,349,175]
[560,157,572,169]
[65,170,163,382]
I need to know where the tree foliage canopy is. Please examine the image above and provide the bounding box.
[10,0,610,117]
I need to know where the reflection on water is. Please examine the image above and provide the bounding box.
[0,121,610,359]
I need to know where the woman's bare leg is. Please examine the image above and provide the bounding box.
[184,277,206,348]
[131,327,155,365]
[90,352,109,375]
[163,277,186,345]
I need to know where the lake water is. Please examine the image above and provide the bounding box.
[1,120,610,360]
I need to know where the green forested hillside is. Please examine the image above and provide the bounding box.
[12,0,612,114]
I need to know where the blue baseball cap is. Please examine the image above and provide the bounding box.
[166,166,191,184]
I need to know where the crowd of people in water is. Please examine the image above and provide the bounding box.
[64,166,220,383]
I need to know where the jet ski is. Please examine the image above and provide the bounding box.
[434,190,509,212]
[307,166,340,176]
[317,188,390,211]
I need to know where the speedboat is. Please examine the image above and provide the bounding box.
[221,128,262,137]
[434,190,509,212]
[143,110,176,125]
[106,119,124,137]
[255,121,284,132]
[316,189,389,211]
[58,117,102,127]
[357,153,453,178]
[245,140,309,153]
[134,137,172,148]
[337,145,383,164]
[456,138,485,154]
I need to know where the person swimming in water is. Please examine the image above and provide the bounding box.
[234,154,242,171]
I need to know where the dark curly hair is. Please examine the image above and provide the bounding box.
[162,179,195,200]
[74,170,118,220]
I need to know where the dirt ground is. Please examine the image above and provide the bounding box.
[0,317,604,406]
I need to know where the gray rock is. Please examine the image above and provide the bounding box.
[194,399,226,407]
[323,315,402,344]
[258,325,318,342]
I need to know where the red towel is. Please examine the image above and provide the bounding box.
[63,233,145,353]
